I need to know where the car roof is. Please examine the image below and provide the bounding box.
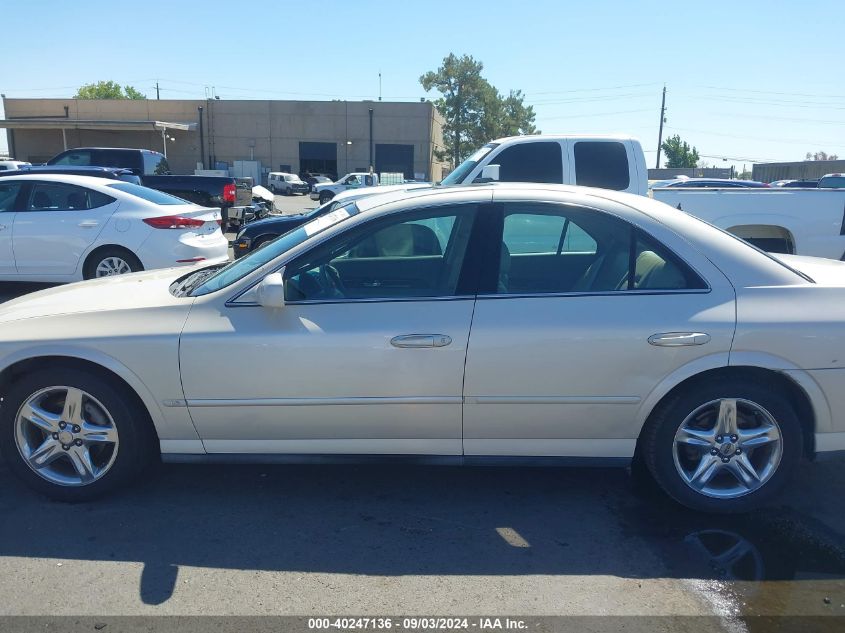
[489,133,638,144]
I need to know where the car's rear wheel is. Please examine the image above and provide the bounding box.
[84,248,143,280]
[319,191,334,204]
[0,366,157,501]
[641,377,802,513]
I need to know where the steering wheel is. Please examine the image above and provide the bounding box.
[318,263,346,297]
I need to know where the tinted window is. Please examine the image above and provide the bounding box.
[93,149,143,173]
[27,183,115,211]
[284,206,476,301]
[573,141,630,190]
[49,150,91,166]
[490,142,563,184]
[106,182,187,205]
[142,151,170,175]
[0,182,22,212]
[819,176,845,188]
[494,203,704,295]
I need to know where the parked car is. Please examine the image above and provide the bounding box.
[818,173,845,189]
[0,159,31,171]
[232,182,431,258]
[1,182,843,513]
[652,187,845,258]
[656,179,770,188]
[0,165,141,183]
[770,179,819,188]
[303,175,332,192]
[311,172,380,204]
[46,148,238,229]
[0,174,227,281]
[268,172,309,196]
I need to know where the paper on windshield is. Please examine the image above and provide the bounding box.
[303,208,351,236]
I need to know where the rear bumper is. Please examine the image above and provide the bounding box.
[137,230,230,270]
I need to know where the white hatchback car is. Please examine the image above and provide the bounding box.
[0,183,844,512]
[0,174,228,281]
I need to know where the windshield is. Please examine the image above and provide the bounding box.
[440,143,498,185]
[191,203,358,296]
[107,182,188,205]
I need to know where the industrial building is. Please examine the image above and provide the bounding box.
[752,159,845,183]
[1,97,449,182]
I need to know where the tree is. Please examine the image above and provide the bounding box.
[805,151,839,161]
[74,80,146,99]
[661,134,700,168]
[420,54,537,165]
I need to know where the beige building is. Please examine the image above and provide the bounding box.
[1,97,448,182]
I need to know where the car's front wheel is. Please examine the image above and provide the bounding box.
[0,366,157,501]
[641,376,802,513]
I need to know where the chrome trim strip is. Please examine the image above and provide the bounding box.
[463,438,636,458]
[201,439,459,454]
[186,396,463,408]
[466,396,640,405]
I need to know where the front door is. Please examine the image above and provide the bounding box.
[13,181,117,276]
[179,203,481,455]
[0,180,23,274]
[462,200,736,458]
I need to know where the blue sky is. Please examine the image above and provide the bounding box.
[2,0,843,170]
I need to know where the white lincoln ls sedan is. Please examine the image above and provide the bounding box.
[0,174,228,280]
[0,183,843,512]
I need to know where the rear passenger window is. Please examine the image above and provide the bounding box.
[489,142,563,184]
[574,142,630,190]
[0,182,22,212]
[50,150,91,166]
[27,183,114,211]
[494,203,705,295]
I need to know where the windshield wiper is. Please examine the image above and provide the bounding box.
[172,264,226,297]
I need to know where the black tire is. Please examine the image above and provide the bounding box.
[0,365,158,501]
[319,191,334,205]
[270,185,278,194]
[640,376,802,513]
[83,248,143,280]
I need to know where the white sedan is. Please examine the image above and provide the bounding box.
[0,183,843,512]
[0,174,228,281]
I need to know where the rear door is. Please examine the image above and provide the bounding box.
[567,140,637,194]
[13,181,118,276]
[462,197,736,459]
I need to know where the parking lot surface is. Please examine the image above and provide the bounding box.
[0,190,842,624]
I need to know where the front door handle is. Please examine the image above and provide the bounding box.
[648,332,711,347]
[78,220,99,228]
[390,334,452,348]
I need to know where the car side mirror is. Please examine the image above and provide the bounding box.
[475,164,500,183]
[256,270,286,309]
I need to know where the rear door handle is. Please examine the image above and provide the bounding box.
[390,334,452,348]
[648,332,710,347]
[78,220,99,228]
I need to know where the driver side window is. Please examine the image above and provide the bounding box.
[284,205,477,301]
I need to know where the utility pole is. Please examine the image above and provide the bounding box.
[368,108,374,172]
[156,82,160,100]
[378,72,382,101]
[655,85,666,169]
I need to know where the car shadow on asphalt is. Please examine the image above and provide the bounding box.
[0,460,843,607]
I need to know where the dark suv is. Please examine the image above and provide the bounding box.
[47,147,171,175]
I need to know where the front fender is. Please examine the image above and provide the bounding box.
[0,343,203,446]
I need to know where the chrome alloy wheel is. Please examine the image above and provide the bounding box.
[673,398,783,499]
[95,256,132,277]
[14,386,119,486]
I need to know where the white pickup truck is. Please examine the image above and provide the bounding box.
[652,187,845,260]
[311,172,379,204]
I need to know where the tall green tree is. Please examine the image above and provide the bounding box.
[661,134,700,168]
[420,54,537,165]
[75,80,146,99]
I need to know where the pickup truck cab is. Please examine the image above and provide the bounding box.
[441,135,648,196]
[311,172,379,204]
